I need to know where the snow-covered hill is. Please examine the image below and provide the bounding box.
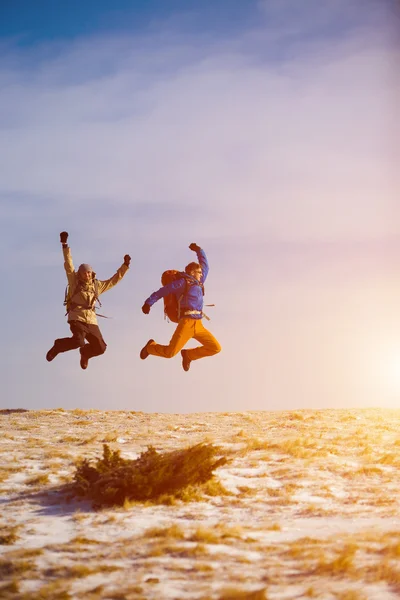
[1,408,400,599]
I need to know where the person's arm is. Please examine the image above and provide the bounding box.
[60,232,76,287]
[142,279,185,313]
[189,243,209,284]
[97,255,131,295]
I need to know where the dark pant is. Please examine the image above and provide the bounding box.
[54,321,107,360]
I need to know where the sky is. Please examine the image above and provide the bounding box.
[1,0,399,413]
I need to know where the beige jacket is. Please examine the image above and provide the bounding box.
[63,246,129,325]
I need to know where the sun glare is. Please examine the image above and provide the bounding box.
[371,344,400,405]
[385,353,400,392]
[359,335,400,406]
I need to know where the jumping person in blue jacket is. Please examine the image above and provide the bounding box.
[140,243,221,371]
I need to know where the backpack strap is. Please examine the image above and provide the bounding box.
[93,279,101,309]
[178,274,205,319]
[64,278,105,316]
[176,276,188,321]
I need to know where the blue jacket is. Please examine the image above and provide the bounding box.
[145,248,209,319]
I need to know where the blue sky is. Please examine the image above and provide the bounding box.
[0,0,259,44]
[1,0,399,412]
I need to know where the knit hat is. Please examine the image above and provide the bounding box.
[78,263,93,273]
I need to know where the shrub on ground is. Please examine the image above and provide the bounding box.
[70,443,227,507]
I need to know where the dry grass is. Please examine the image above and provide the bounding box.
[42,449,72,460]
[69,536,100,545]
[25,437,48,447]
[269,437,326,459]
[379,541,400,558]
[25,473,50,487]
[366,561,400,586]
[58,435,80,443]
[264,522,281,532]
[193,562,214,572]
[101,431,119,442]
[334,591,367,600]
[245,438,270,452]
[353,466,382,477]
[201,478,231,496]
[377,453,400,466]
[19,581,72,599]
[9,548,43,560]
[212,588,268,600]
[1,408,400,599]
[0,526,19,545]
[144,524,186,540]
[0,466,24,476]
[0,558,36,578]
[190,526,221,544]
[0,581,20,599]
[45,564,119,578]
[79,435,98,445]
[313,546,357,577]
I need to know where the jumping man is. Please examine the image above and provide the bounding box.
[140,243,221,371]
[46,231,130,370]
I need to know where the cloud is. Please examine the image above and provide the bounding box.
[0,3,398,254]
[1,1,399,411]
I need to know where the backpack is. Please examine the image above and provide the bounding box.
[161,270,204,323]
[64,278,102,316]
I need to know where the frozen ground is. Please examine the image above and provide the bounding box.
[1,408,400,599]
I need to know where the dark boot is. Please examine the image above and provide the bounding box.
[79,346,89,370]
[46,341,60,362]
[181,349,191,372]
[140,339,155,360]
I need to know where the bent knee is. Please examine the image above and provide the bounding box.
[72,336,85,349]
[165,347,180,359]
[211,342,222,355]
[98,344,107,356]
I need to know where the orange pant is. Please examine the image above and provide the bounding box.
[147,318,221,361]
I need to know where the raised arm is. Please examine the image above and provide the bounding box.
[189,243,209,283]
[60,231,76,287]
[97,255,131,295]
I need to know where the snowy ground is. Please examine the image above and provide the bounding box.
[1,408,400,600]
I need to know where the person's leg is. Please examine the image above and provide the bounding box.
[46,321,86,361]
[146,318,194,358]
[187,320,221,361]
[80,324,107,368]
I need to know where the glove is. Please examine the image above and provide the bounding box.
[60,231,68,244]
[142,303,151,314]
[189,243,201,252]
[124,254,131,267]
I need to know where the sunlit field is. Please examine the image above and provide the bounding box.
[1,408,400,599]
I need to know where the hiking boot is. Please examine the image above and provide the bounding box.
[181,349,191,372]
[79,347,89,370]
[46,342,59,362]
[140,339,155,360]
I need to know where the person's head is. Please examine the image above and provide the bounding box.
[77,263,94,282]
[185,262,202,282]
